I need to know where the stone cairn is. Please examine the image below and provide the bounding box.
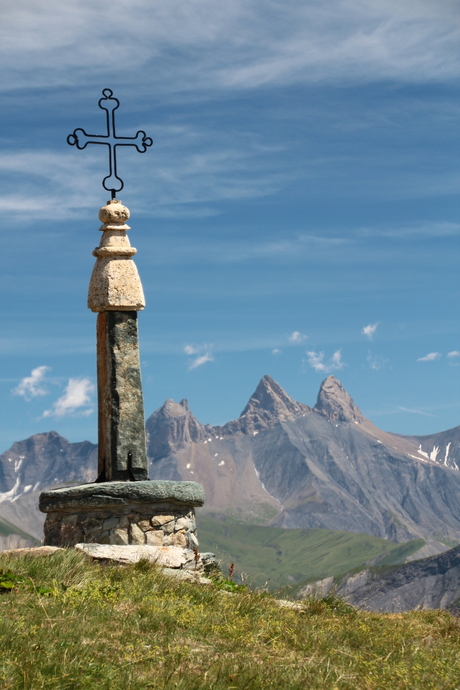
[39,92,209,569]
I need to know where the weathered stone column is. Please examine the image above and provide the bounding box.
[88,199,148,482]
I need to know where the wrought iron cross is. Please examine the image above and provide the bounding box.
[67,89,153,198]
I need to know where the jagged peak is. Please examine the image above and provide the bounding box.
[313,376,366,424]
[240,375,306,418]
[158,398,190,418]
[146,398,208,459]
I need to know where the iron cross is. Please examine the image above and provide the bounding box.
[67,89,153,198]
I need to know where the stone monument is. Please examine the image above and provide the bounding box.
[39,90,205,557]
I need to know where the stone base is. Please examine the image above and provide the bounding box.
[39,481,205,549]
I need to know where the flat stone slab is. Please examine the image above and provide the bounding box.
[0,546,61,558]
[75,543,200,569]
[39,480,205,512]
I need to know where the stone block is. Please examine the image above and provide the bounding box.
[162,520,175,535]
[145,530,163,546]
[166,532,187,548]
[175,517,196,532]
[59,524,84,547]
[151,514,175,527]
[97,532,111,545]
[83,518,103,532]
[111,528,129,545]
[186,532,199,549]
[39,480,205,512]
[138,519,152,532]
[61,514,79,527]
[103,516,120,531]
[129,522,145,545]
[75,543,195,569]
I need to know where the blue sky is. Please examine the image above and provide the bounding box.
[1,0,459,451]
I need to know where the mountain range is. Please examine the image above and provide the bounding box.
[1,375,460,547]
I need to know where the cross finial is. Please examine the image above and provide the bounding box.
[67,89,153,199]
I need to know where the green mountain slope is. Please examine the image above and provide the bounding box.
[0,515,39,544]
[196,513,424,590]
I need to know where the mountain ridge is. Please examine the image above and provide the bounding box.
[2,375,460,545]
[300,543,460,612]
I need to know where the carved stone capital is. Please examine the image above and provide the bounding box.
[88,199,145,312]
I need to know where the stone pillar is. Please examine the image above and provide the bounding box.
[39,199,210,566]
[88,199,148,482]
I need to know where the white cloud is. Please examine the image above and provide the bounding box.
[272,348,281,355]
[447,351,460,358]
[188,353,214,370]
[366,351,388,371]
[184,344,199,355]
[306,349,345,373]
[12,366,50,400]
[288,331,308,345]
[184,344,214,370]
[42,377,94,418]
[362,323,379,340]
[417,352,441,362]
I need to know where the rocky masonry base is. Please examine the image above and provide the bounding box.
[42,502,198,549]
[39,480,205,549]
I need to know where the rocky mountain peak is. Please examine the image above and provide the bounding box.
[161,399,190,417]
[223,375,311,434]
[241,375,307,417]
[0,431,97,504]
[313,376,366,424]
[146,398,209,460]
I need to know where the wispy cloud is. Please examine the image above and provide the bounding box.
[0,137,293,222]
[1,0,459,96]
[140,232,351,269]
[272,348,281,355]
[12,366,50,400]
[366,351,388,371]
[184,344,214,370]
[42,378,94,418]
[189,353,214,369]
[0,151,105,220]
[447,351,460,358]
[306,349,345,373]
[288,331,308,345]
[362,323,379,341]
[417,352,441,362]
[397,406,436,418]
[360,221,460,239]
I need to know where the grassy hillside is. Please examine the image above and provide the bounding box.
[196,513,424,589]
[0,549,459,689]
[0,515,39,544]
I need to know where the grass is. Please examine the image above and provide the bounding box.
[197,514,424,589]
[0,549,460,689]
